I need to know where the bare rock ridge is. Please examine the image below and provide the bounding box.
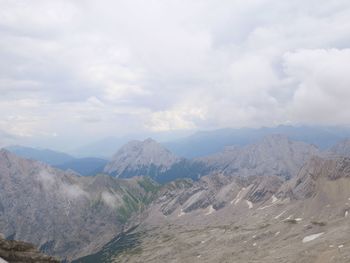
[0,234,58,263]
[0,149,159,261]
[194,134,320,179]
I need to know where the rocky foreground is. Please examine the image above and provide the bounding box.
[0,234,58,263]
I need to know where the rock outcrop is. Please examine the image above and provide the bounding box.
[0,234,58,263]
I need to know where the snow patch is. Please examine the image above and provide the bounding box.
[295,218,303,222]
[275,231,280,236]
[345,211,348,217]
[283,215,294,221]
[271,195,278,203]
[231,187,246,205]
[178,209,185,217]
[0,257,8,263]
[302,233,324,243]
[205,205,215,215]
[274,210,286,219]
[246,200,253,209]
[258,204,275,210]
[338,244,344,248]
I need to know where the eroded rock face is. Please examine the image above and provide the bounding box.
[156,173,285,216]
[0,234,58,263]
[278,156,350,200]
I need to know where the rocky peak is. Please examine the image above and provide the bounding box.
[104,138,180,177]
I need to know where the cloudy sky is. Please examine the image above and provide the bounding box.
[1,0,350,150]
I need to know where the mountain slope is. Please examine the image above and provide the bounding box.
[80,156,350,262]
[0,149,159,261]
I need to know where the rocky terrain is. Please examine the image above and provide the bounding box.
[0,234,59,263]
[3,136,350,262]
[77,155,350,263]
[0,149,159,261]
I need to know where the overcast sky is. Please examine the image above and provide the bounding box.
[1,0,350,150]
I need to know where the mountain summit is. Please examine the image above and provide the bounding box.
[104,138,181,179]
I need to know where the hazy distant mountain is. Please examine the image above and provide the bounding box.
[5,145,75,165]
[5,145,108,176]
[56,157,108,176]
[72,137,129,158]
[164,125,350,158]
[0,149,158,261]
[196,134,321,179]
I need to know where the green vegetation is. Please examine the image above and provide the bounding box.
[117,178,160,223]
[137,177,160,194]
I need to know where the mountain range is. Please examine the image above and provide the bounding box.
[2,132,350,262]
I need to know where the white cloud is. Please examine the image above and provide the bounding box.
[1,0,350,148]
[284,48,350,125]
